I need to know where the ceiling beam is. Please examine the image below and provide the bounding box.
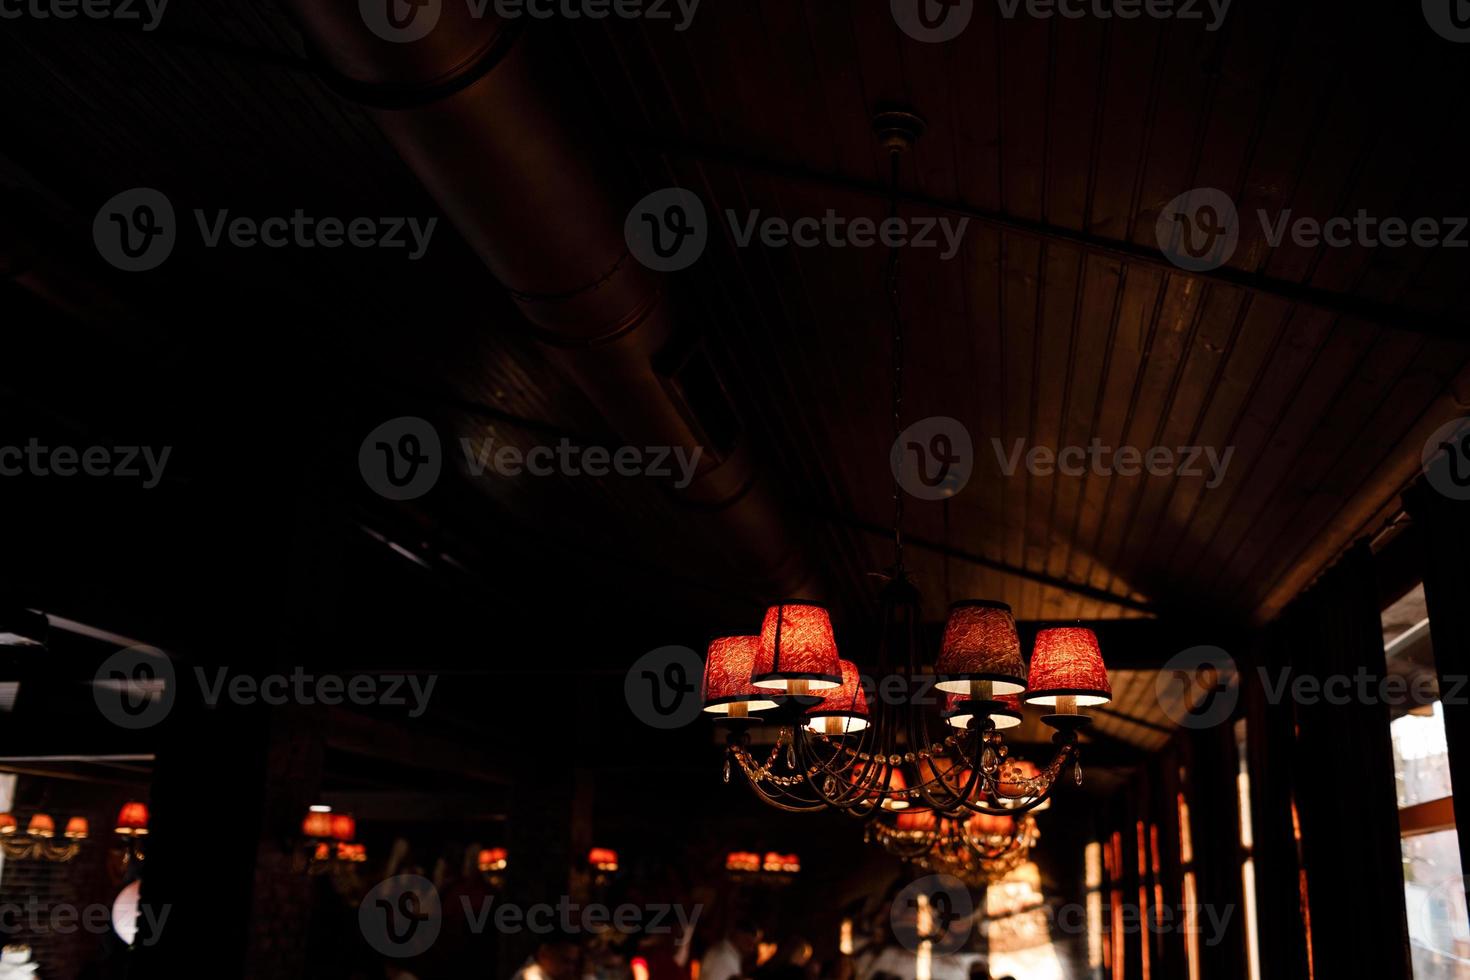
[638,135,1462,341]
[838,512,1159,614]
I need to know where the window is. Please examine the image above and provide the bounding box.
[1085,840,1104,980]
[1235,718,1261,980]
[1177,777,1200,980]
[1383,585,1469,980]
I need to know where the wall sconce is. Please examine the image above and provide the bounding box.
[725,850,799,879]
[0,811,87,862]
[114,800,149,867]
[588,847,619,873]
[761,852,800,874]
[301,806,365,873]
[477,847,508,873]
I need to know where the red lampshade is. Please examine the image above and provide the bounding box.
[965,810,1016,838]
[804,660,870,734]
[848,763,911,810]
[701,636,780,715]
[302,809,334,839]
[752,601,842,691]
[895,808,938,833]
[116,801,150,836]
[27,813,55,838]
[328,813,355,842]
[589,847,619,871]
[1022,627,1111,706]
[934,601,1026,695]
[725,851,760,872]
[0,814,16,835]
[478,847,508,872]
[942,691,1022,730]
[998,758,1040,797]
[63,817,89,839]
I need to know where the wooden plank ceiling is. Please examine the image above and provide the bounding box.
[1,0,1468,652]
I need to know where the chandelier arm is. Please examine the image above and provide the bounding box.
[945,740,1076,816]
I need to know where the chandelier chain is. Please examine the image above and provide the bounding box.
[888,147,905,575]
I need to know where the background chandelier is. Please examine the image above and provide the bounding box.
[695,110,1111,824]
[0,812,87,862]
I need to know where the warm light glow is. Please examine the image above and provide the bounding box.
[761,851,800,873]
[26,814,54,838]
[0,814,17,835]
[1177,871,1198,980]
[915,892,932,980]
[329,813,356,842]
[63,817,89,839]
[943,692,1023,730]
[1235,719,1260,980]
[725,851,761,873]
[478,847,508,872]
[805,659,871,734]
[840,918,853,955]
[302,809,334,839]
[631,957,650,980]
[588,847,619,872]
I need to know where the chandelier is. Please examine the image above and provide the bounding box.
[693,110,1112,825]
[0,812,88,863]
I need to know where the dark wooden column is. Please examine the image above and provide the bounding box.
[1241,632,1310,980]
[1286,541,1411,980]
[1404,482,1470,894]
[1152,745,1188,980]
[1184,722,1245,980]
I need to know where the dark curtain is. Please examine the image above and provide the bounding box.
[1281,540,1411,980]
[1403,481,1470,896]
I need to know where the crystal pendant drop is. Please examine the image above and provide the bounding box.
[723,756,731,783]
[786,743,796,769]
[824,775,837,795]
[980,744,998,773]
[1074,757,1083,786]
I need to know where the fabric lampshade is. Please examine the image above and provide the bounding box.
[329,813,357,842]
[752,601,842,690]
[1022,627,1111,705]
[63,817,89,839]
[116,801,150,836]
[26,813,54,838]
[934,601,1026,694]
[701,636,780,713]
[805,659,870,734]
